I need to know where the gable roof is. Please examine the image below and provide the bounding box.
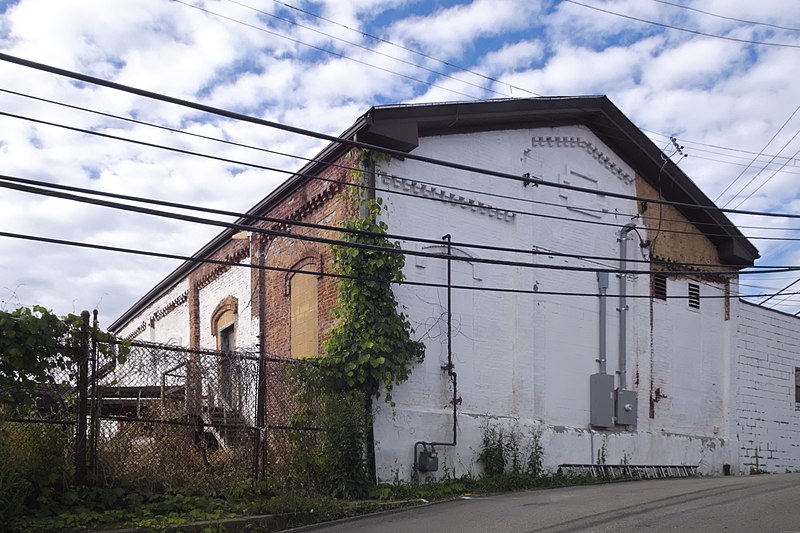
[109,95,758,332]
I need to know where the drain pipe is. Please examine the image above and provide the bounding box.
[414,234,458,473]
[617,223,637,389]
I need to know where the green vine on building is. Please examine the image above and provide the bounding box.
[313,191,425,404]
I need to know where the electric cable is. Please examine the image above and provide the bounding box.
[265,0,543,98]
[563,0,800,49]
[212,0,512,99]
[6,85,800,236]
[7,85,799,235]
[3,229,799,297]
[648,0,800,33]
[3,175,789,277]
[716,103,800,205]
[4,51,800,221]
[172,0,481,101]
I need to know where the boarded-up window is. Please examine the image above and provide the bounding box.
[291,267,319,359]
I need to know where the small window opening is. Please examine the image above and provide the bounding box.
[795,368,800,404]
[688,283,700,309]
[652,274,667,300]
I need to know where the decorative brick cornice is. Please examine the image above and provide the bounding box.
[125,322,147,340]
[379,174,515,223]
[272,179,343,233]
[195,243,250,290]
[531,136,633,184]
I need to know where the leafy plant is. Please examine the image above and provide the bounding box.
[312,192,425,404]
[0,305,128,412]
[478,423,545,477]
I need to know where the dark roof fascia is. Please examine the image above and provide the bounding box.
[363,96,759,266]
[109,116,369,333]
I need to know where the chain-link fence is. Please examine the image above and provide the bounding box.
[2,325,326,494]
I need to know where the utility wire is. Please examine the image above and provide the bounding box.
[5,86,800,235]
[648,0,800,33]
[173,0,480,101]
[730,141,800,210]
[264,0,542,97]
[3,176,789,277]
[6,109,800,243]
[562,0,800,49]
[716,103,800,205]
[6,172,799,272]
[643,128,800,162]
[6,86,796,236]
[760,277,800,306]
[3,229,799,297]
[216,0,511,99]
[5,52,800,221]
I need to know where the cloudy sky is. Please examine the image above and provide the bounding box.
[0,0,799,324]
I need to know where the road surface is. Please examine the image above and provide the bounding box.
[301,474,800,532]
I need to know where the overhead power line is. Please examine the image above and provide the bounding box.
[7,107,800,244]
[6,86,800,236]
[716,103,800,205]
[264,0,542,97]
[563,0,800,49]
[4,175,791,277]
[3,229,799,298]
[5,173,797,273]
[1,54,800,224]
[173,0,480,101]
[649,0,800,33]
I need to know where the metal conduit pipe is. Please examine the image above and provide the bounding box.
[617,223,637,389]
[413,234,458,473]
[597,272,609,374]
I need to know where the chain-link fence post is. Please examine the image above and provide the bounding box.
[74,310,90,485]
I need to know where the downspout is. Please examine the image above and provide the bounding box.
[618,223,637,389]
[413,234,458,473]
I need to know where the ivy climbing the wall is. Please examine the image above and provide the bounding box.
[313,191,426,404]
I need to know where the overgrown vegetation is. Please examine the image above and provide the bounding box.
[294,179,426,499]
[311,191,425,404]
[478,422,544,478]
[0,305,128,530]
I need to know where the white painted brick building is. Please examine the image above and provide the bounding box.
[110,97,799,481]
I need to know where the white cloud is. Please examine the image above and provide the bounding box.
[1,0,799,319]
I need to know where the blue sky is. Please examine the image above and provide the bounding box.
[0,0,799,320]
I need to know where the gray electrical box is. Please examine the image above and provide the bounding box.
[417,448,439,472]
[615,389,638,426]
[590,373,615,428]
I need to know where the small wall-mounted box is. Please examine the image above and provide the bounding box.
[615,389,638,426]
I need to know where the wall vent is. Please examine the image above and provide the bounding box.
[688,283,700,309]
[652,274,667,300]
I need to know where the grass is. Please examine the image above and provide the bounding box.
[10,472,617,532]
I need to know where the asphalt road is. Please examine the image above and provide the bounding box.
[301,474,800,532]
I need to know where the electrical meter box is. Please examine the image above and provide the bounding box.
[590,373,615,428]
[417,448,439,472]
[615,389,638,426]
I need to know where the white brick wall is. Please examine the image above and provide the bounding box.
[373,126,735,482]
[735,301,800,473]
[197,258,257,351]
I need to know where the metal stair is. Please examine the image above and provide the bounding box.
[558,464,699,479]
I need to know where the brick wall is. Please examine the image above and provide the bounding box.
[736,301,800,473]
